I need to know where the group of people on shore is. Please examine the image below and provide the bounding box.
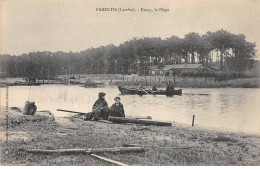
[84,92,125,121]
[85,81,175,121]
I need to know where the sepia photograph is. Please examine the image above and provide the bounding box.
[0,0,260,166]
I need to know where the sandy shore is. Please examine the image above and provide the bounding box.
[0,108,260,166]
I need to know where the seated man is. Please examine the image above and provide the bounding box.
[138,83,144,90]
[91,92,109,120]
[23,101,37,115]
[109,97,125,118]
[152,84,158,91]
[29,101,37,115]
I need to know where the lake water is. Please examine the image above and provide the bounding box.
[1,85,260,135]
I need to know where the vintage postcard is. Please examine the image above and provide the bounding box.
[0,0,260,166]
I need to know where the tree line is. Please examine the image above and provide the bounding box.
[0,29,257,78]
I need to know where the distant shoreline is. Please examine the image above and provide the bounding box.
[1,76,259,88]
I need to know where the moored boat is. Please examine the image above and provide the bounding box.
[118,86,182,96]
[82,80,105,88]
[12,83,41,86]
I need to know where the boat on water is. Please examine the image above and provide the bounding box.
[69,80,84,85]
[118,86,182,96]
[81,80,105,88]
[0,82,41,86]
[12,83,41,86]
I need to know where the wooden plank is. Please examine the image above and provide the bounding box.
[27,147,145,154]
[57,109,88,114]
[108,116,172,126]
[90,154,128,166]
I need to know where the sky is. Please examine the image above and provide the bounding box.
[1,0,260,57]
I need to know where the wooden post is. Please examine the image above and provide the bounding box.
[192,115,195,126]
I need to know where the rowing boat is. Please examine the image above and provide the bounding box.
[118,86,182,96]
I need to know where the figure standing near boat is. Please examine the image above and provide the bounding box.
[166,81,175,96]
[91,92,108,120]
[109,96,125,118]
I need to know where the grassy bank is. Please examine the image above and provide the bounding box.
[1,108,260,166]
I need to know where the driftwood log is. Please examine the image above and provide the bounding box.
[98,120,113,124]
[57,109,151,120]
[57,109,152,121]
[27,147,145,154]
[127,116,152,120]
[108,116,172,126]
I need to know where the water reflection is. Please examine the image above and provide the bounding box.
[1,85,260,135]
[219,94,230,114]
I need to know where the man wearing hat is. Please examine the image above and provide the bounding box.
[109,96,125,118]
[91,92,109,120]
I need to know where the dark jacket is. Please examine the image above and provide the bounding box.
[92,98,108,112]
[109,103,125,118]
[91,98,109,120]
[166,84,175,93]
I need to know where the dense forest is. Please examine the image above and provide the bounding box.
[0,29,257,78]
